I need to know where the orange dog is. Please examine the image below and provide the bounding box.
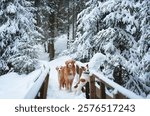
[56,66,66,90]
[64,59,76,91]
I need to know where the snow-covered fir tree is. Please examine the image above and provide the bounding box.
[67,0,100,59]
[0,0,42,75]
[67,0,150,97]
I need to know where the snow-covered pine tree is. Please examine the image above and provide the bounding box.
[67,0,150,97]
[35,0,70,60]
[139,0,150,48]
[92,0,139,79]
[0,0,42,75]
[68,0,101,60]
[124,0,150,96]
[66,0,88,48]
[69,0,139,62]
[138,0,150,79]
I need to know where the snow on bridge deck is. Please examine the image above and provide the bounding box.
[47,56,85,99]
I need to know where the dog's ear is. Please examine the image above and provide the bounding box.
[72,60,76,64]
[65,61,68,65]
[56,67,59,70]
[70,60,75,64]
[86,64,88,68]
[81,66,86,71]
[60,66,64,70]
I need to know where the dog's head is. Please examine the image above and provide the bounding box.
[56,66,64,73]
[65,59,75,68]
[81,64,89,73]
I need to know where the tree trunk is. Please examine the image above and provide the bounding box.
[72,0,75,42]
[48,40,55,61]
[44,42,47,52]
[67,0,70,49]
[34,0,41,26]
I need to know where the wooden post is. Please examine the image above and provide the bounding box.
[39,74,49,99]
[89,75,96,99]
[100,81,106,99]
[85,82,90,99]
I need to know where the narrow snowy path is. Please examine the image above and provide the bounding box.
[47,56,85,99]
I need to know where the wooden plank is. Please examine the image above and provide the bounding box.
[38,73,49,99]
[96,87,100,98]
[89,75,96,99]
[100,81,106,99]
[85,82,90,99]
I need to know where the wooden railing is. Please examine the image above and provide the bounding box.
[35,73,49,99]
[85,70,143,99]
[24,65,50,99]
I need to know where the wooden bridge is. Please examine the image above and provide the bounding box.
[0,64,143,99]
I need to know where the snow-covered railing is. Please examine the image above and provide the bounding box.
[24,65,49,99]
[86,70,143,99]
[0,64,50,99]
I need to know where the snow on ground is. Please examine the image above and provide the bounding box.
[0,72,27,98]
[0,45,50,99]
[0,68,43,99]
[47,56,86,99]
[34,44,49,61]
[54,34,67,56]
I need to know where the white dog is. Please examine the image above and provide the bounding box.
[74,63,89,95]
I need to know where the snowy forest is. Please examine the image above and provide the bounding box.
[0,0,150,98]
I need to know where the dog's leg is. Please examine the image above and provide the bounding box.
[67,81,71,92]
[66,80,69,91]
[76,83,83,95]
[59,81,61,90]
[75,79,87,95]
